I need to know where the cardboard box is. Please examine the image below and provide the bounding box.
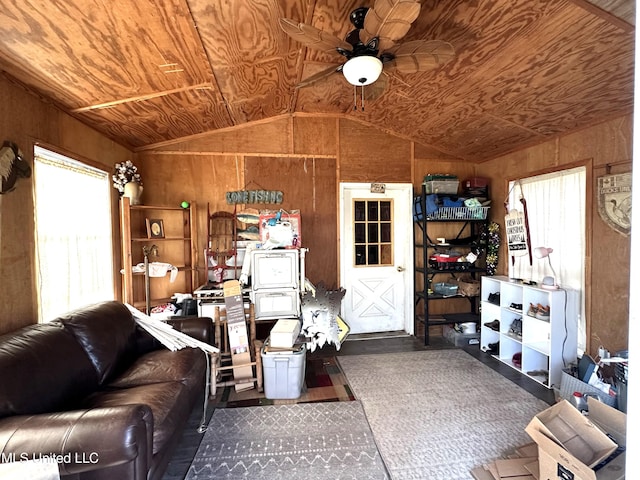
[525,399,626,480]
[270,319,301,348]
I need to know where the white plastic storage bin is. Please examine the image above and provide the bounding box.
[261,341,307,399]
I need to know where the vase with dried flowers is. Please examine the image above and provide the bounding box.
[113,160,143,205]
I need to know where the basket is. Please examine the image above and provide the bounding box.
[559,369,617,407]
[457,277,480,297]
[426,206,489,220]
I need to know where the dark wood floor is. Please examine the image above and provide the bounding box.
[161,334,555,480]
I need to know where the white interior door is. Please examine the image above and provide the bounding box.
[339,183,414,334]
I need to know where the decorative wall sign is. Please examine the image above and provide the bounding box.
[504,209,529,257]
[597,173,631,236]
[226,190,283,204]
[370,183,385,193]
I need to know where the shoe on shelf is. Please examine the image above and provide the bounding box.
[535,304,550,321]
[527,303,537,317]
[512,352,522,368]
[509,302,522,311]
[486,341,499,355]
[509,317,522,338]
[488,292,500,305]
[484,319,500,331]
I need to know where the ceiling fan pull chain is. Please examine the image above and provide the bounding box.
[361,85,365,112]
[353,85,357,110]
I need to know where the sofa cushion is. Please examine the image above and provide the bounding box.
[0,322,99,418]
[61,301,138,384]
[108,348,205,390]
[84,382,193,455]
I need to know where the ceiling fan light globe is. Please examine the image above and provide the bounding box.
[342,56,383,86]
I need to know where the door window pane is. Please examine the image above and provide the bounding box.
[354,201,366,221]
[368,223,378,243]
[380,201,391,221]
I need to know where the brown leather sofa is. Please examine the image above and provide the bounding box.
[0,301,212,480]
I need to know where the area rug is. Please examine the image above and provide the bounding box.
[338,350,550,480]
[185,401,389,479]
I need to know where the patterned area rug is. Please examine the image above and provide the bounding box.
[338,350,550,480]
[185,401,389,479]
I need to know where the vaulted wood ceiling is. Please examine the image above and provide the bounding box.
[0,0,634,161]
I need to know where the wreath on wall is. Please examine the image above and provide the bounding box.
[482,221,500,276]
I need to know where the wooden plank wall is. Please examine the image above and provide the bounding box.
[478,115,633,355]
[1,68,632,357]
[138,114,421,288]
[0,75,132,334]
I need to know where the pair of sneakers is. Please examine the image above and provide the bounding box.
[527,303,550,320]
[509,317,522,339]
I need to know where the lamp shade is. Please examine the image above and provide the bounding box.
[534,247,553,259]
[342,56,383,86]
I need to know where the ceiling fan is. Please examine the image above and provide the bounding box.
[279,0,455,109]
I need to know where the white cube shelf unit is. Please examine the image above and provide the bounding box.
[480,275,578,389]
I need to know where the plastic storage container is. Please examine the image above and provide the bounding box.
[423,180,459,194]
[261,341,307,399]
[443,324,480,347]
[433,282,459,296]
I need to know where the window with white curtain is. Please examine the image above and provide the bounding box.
[507,166,586,351]
[34,146,115,322]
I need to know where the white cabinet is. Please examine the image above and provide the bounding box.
[480,275,578,389]
[250,249,301,320]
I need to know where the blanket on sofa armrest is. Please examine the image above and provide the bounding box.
[125,305,218,354]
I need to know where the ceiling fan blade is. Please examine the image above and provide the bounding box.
[296,64,343,88]
[363,73,389,101]
[386,40,455,74]
[279,18,352,54]
[361,0,421,52]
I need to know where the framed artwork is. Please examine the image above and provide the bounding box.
[146,218,165,239]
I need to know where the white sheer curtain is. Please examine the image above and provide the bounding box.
[34,146,115,322]
[507,166,586,351]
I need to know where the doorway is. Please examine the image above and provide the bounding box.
[339,183,414,334]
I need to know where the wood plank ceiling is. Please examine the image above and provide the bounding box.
[0,0,634,162]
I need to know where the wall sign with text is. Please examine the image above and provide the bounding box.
[504,209,529,257]
[226,190,283,204]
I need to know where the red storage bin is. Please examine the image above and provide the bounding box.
[463,177,489,188]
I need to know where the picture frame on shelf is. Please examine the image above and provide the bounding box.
[146,218,165,239]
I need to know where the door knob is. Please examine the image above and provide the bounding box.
[397,266,405,272]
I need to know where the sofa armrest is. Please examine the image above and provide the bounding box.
[0,404,152,476]
[166,316,212,344]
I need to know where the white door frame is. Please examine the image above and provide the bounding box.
[339,182,414,334]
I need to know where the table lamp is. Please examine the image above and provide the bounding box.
[533,247,558,289]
